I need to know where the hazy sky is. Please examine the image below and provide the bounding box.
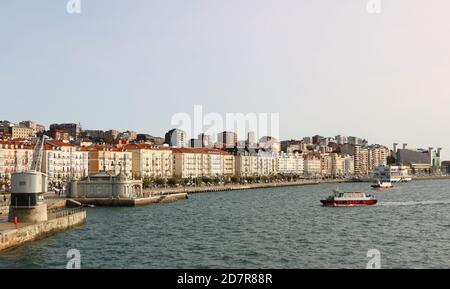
[1,0,449,159]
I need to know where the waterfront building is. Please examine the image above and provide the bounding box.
[373,165,412,182]
[171,147,235,179]
[277,152,304,175]
[229,148,259,177]
[87,145,132,178]
[256,150,278,176]
[0,141,34,182]
[42,140,89,183]
[124,143,173,179]
[70,171,143,199]
[303,154,321,177]
[330,153,344,177]
[320,153,333,176]
[165,128,187,147]
[396,146,442,173]
[49,123,81,140]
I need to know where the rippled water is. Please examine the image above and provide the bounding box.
[1,180,450,268]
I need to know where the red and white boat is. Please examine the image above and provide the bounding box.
[320,190,377,207]
[371,180,394,190]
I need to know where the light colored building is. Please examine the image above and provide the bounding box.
[42,140,89,183]
[304,155,321,177]
[171,148,234,179]
[124,143,173,179]
[232,148,259,177]
[368,145,389,172]
[320,153,333,176]
[340,144,369,175]
[87,145,132,178]
[256,150,278,176]
[277,152,304,175]
[70,172,143,199]
[331,153,344,177]
[373,165,412,182]
[341,155,355,176]
[0,141,34,182]
[10,126,33,139]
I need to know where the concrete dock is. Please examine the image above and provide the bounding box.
[0,207,86,252]
[71,192,188,207]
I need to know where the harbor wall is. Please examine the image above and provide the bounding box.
[72,192,188,207]
[144,178,354,195]
[0,209,86,252]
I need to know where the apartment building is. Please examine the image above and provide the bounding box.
[87,145,132,178]
[171,148,234,178]
[124,143,173,179]
[0,141,34,181]
[304,154,321,176]
[277,152,304,175]
[42,140,89,182]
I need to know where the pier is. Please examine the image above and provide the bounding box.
[0,207,86,252]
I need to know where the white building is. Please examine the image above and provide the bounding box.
[277,152,304,175]
[43,140,89,183]
[304,157,321,177]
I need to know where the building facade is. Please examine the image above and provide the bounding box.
[171,148,234,179]
[42,140,89,183]
[125,144,173,179]
[87,145,132,178]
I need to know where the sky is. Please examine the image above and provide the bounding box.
[1,0,449,159]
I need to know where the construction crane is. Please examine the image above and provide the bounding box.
[30,135,47,172]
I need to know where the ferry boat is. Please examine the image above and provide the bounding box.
[371,180,394,190]
[320,190,377,207]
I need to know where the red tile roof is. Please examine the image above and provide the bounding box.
[170,147,231,155]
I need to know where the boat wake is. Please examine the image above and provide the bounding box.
[378,200,450,207]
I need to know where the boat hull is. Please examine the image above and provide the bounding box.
[320,199,378,207]
[371,185,394,190]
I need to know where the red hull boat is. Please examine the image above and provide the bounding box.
[321,190,377,207]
